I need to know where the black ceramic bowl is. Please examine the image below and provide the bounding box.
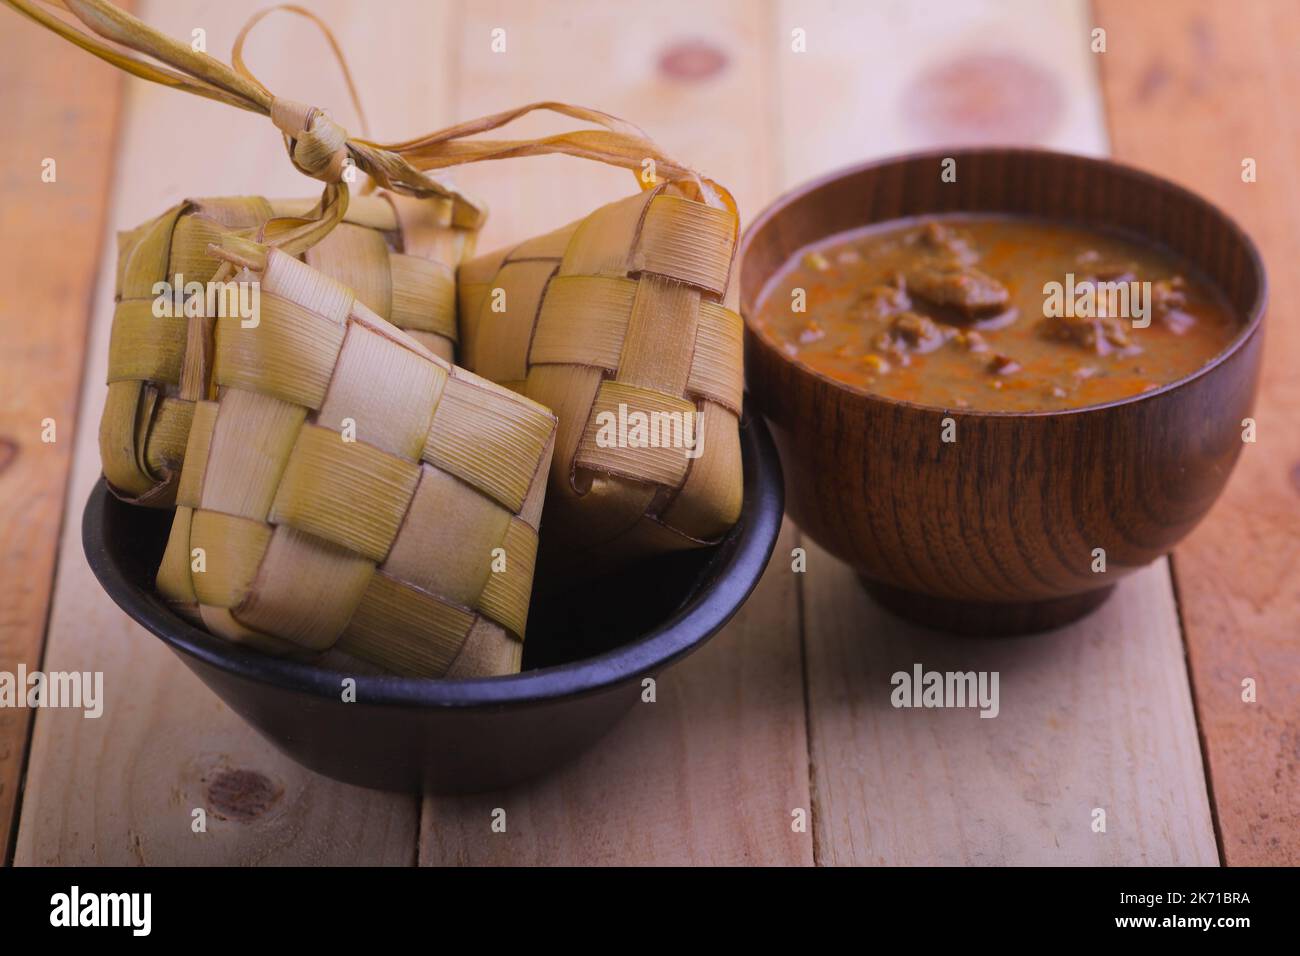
[84,409,783,793]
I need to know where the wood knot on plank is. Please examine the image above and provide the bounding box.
[905,52,1063,145]
[206,769,283,822]
[0,437,17,475]
[658,40,728,81]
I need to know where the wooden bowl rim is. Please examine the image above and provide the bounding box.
[739,146,1268,419]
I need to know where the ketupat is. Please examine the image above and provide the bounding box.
[155,240,556,678]
[101,189,479,505]
[458,180,744,574]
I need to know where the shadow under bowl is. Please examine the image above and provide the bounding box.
[83,409,783,793]
[740,148,1266,635]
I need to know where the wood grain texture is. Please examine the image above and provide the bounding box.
[0,8,128,864]
[419,0,812,866]
[1096,0,1300,866]
[771,0,1217,864]
[12,0,444,865]
[802,543,1217,865]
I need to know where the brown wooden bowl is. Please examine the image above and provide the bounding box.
[740,148,1266,634]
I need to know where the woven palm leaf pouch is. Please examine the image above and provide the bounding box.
[154,237,556,678]
[103,188,480,506]
[458,177,743,574]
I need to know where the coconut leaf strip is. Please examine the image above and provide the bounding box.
[304,222,392,320]
[155,506,197,608]
[200,388,305,520]
[477,518,538,641]
[338,573,475,677]
[530,275,635,370]
[99,381,153,497]
[235,525,374,651]
[661,400,744,541]
[188,509,273,609]
[576,381,697,488]
[106,301,187,385]
[141,397,192,483]
[388,253,456,339]
[464,259,553,381]
[315,323,443,460]
[687,302,745,413]
[616,275,699,394]
[175,399,218,509]
[634,194,736,295]
[259,247,354,324]
[383,464,511,606]
[269,194,397,233]
[214,296,346,409]
[116,201,186,298]
[200,605,306,657]
[269,423,421,563]
[422,372,554,513]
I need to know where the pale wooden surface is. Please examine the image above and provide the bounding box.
[804,547,1215,865]
[6,0,1285,866]
[0,11,127,863]
[1096,0,1300,866]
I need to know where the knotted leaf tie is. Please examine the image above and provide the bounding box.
[5,0,734,226]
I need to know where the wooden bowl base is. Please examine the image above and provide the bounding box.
[858,576,1117,636]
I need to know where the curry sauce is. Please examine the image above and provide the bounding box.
[752,215,1239,411]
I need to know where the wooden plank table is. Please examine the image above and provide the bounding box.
[1,0,1292,866]
[0,4,128,862]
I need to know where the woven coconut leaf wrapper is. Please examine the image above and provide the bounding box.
[458,181,744,574]
[153,242,556,678]
[100,190,477,507]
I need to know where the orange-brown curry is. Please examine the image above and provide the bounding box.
[753,215,1239,411]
